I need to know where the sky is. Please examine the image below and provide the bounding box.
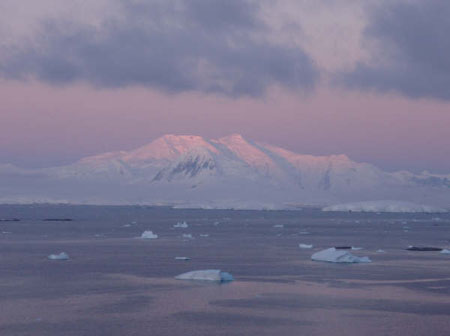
[0,0,449,173]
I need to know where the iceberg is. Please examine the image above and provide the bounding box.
[441,249,450,254]
[322,201,447,213]
[182,233,193,239]
[175,269,234,282]
[174,221,188,228]
[140,231,158,239]
[311,248,371,263]
[175,257,191,261]
[299,244,313,249]
[48,252,69,260]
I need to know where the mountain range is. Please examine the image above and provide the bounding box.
[1,134,449,209]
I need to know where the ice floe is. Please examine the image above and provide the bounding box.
[140,231,158,239]
[199,234,209,237]
[175,257,191,261]
[48,252,69,260]
[174,221,188,228]
[311,248,371,263]
[322,201,447,213]
[441,249,450,254]
[182,233,193,239]
[299,244,313,249]
[376,249,386,253]
[175,269,233,282]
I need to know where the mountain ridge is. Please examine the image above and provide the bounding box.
[0,134,449,209]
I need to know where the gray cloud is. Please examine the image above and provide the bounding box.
[338,0,450,100]
[0,0,318,97]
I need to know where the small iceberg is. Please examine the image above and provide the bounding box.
[299,244,313,249]
[175,269,233,282]
[182,233,193,239]
[311,248,371,263]
[175,257,191,261]
[141,231,158,239]
[440,249,450,254]
[174,221,188,228]
[376,249,386,253]
[48,252,69,260]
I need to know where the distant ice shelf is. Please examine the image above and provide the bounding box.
[322,200,448,213]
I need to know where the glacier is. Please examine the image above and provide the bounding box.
[0,134,449,210]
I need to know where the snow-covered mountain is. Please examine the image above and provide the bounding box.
[1,134,449,209]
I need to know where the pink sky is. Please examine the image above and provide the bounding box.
[0,1,449,173]
[1,80,449,173]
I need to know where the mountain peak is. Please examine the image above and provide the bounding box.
[217,134,248,145]
[124,134,217,162]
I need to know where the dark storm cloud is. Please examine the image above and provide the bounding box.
[339,0,450,100]
[0,0,318,97]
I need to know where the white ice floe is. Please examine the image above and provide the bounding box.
[311,248,371,263]
[322,201,447,213]
[299,244,313,249]
[174,221,188,228]
[175,257,191,261]
[182,233,193,239]
[48,252,69,260]
[441,249,450,254]
[175,269,233,282]
[141,230,158,239]
[351,247,363,250]
[376,249,386,253]
[199,234,209,237]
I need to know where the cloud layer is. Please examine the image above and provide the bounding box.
[340,0,450,100]
[0,0,318,97]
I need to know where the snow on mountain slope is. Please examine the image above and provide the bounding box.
[1,134,449,209]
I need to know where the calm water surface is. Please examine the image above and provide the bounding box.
[0,205,449,335]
